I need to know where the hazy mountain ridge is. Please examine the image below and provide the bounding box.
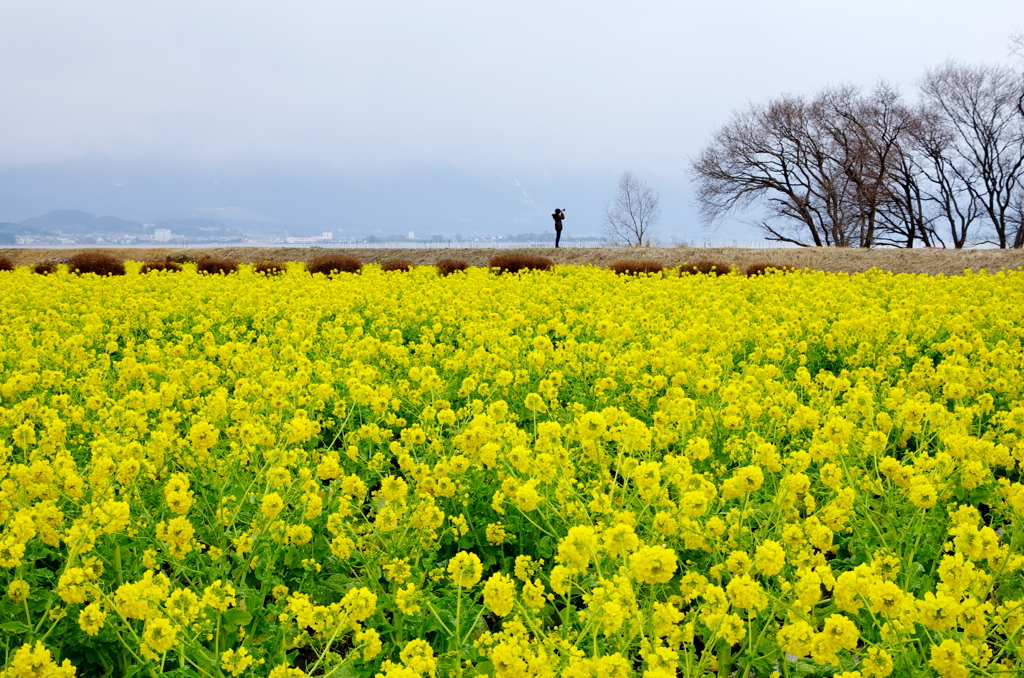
[0,160,696,242]
[1,209,249,244]
[19,209,145,234]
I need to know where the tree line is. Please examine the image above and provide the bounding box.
[691,36,1024,248]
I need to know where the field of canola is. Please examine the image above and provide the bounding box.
[1,262,1023,678]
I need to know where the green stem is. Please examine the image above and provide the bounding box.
[717,639,733,678]
[454,583,463,677]
[114,543,124,587]
[421,600,454,636]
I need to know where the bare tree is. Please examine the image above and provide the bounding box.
[603,171,661,246]
[1013,32,1024,126]
[690,92,867,247]
[921,61,1024,248]
[876,130,938,248]
[817,83,920,247]
[909,104,982,248]
[692,60,1024,249]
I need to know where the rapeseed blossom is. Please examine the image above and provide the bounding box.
[1,261,1023,676]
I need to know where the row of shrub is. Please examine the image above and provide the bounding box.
[609,259,795,277]
[0,253,793,278]
[0,254,444,277]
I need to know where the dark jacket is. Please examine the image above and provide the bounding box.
[552,211,564,230]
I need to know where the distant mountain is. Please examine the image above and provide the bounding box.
[154,218,245,238]
[0,159,731,241]
[18,209,143,235]
[0,160,644,238]
[0,222,18,244]
[2,209,249,242]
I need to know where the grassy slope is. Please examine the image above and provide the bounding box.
[2,245,1023,275]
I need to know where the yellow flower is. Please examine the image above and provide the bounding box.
[812,614,859,664]
[164,473,194,514]
[221,647,258,676]
[356,628,383,660]
[141,617,178,659]
[379,476,409,502]
[867,580,904,617]
[7,641,76,678]
[602,523,639,557]
[716,613,746,645]
[929,639,969,678]
[557,526,599,573]
[78,602,106,636]
[383,558,412,584]
[522,578,546,609]
[447,551,483,587]
[908,481,937,509]
[863,647,894,677]
[340,587,377,622]
[486,523,507,545]
[7,579,30,603]
[156,516,195,559]
[483,572,516,617]
[202,580,237,611]
[524,392,546,412]
[778,620,815,658]
[629,545,677,584]
[399,638,437,677]
[396,583,421,615]
[261,493,285,519]
[166,588,201,624]
[726,575,767,610]
[754,540,786,576]
[918,591,960,631]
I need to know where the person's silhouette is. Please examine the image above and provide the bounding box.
[552,208,565,247]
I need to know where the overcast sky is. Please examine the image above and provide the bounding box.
[1,1,1021,237]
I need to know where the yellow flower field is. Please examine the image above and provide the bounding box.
[1,262,1023,678]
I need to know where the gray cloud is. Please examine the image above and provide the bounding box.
[3,1,1020,169]
[0,1,1019,239]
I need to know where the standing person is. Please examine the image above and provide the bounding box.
[552,208,565,248]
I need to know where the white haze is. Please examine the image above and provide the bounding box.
[0,0,1020,238]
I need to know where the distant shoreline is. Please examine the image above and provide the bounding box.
[3,245,1023,276]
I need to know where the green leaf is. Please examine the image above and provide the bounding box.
[162,669,203,678]
[222,609,253,629]
[0,621,30,633]
[324,573,355,593]
[284,548,302,569]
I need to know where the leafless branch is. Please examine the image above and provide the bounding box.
[603,171,661,246]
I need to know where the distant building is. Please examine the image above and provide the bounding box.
[154,228,172,242]
[322,232,333,240]
[408,231,415,239]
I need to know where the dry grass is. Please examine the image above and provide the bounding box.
[0,256,12,272]
[307,254,363,275]
[2,245,1024,276]
[436,259,469,276]
[744,262,797,277]
[196,258,239,275]
[254,261,287,276]
[139,261,183,274]
[609,259,664,276]
[381,260,415,272]
[67,252,126,276]
[489,253,554,274]
[680,260,732,276]
[32,262,58,275]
